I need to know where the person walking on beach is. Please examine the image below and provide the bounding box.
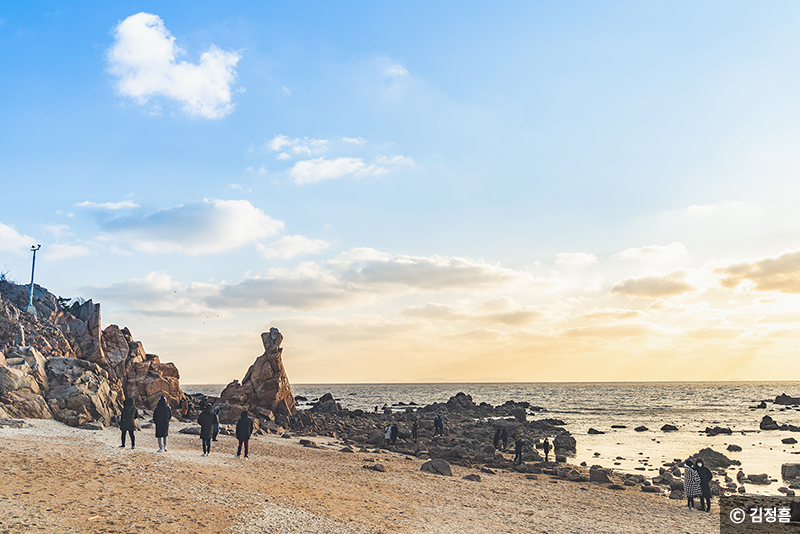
[384,424,392,446]
[119,397,138,449]
[412,420,419,443]
[493,428,501,450]
[695,459,713,512]
[390,423,399,446]
[197,403,217,457]
[542,437,551,462]
[683,460,702,511]
[500,428,508,450]
[212,407,220,441]
[236,410,253,459]
[153,396,171,452]
[514,437,525,465]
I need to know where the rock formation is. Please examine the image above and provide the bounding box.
[214,327,296,424]
[0,280,184,426]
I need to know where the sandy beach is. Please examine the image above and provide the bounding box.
[0,420,719,534]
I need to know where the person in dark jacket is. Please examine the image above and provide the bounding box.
[180,397,189,419]
[390,423,399,446]
[500,428,508,450]
[493,428,502,450]
[514,437,525,465]
[542,437,551,462]
[153,396,172,452]
[695,459,713,512]
[212,407,220,441]
[411,420,419,443]
[119,397,138,449]
[236,410,254,459]
[197,404,217,456]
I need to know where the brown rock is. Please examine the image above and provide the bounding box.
[214,328,296,424]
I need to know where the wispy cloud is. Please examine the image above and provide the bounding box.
[106,12,241,119]
[555,252,598,267]
[611,270,695,298]
[717,249,800,294]
[257,235,329,259]
[267,135,329,157]
[75,200,140,210]
[0,222,36,255]
[98,199,283,254]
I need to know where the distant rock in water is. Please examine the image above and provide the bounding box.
[775,393,800,405]
[214,327,296,425]
[0,280,184,426]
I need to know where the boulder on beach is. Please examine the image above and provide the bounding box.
[660,424,678,432]
[421,458,452,476]
[781,464,800,480]
[553,433,576,454]
[703,426,732,436]
[760,415,782,431]
[690,447,740,469]
[727,444,742,452]
[214,328,296,424]
[634,425,648,432]
[309,393,340,413]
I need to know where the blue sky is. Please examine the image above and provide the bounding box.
[4,2,800,383]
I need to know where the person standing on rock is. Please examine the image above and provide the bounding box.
[412,420,419,443]
[384,424,392,446]
[236,410,253,459]
[212,407,220,442]
[542,437,551,462]
[500,428,508,450]
[153,396,172,453]
[695,459,713,512]
[493,428,501,450]
[119,397,138,449]
[197,403,217,457]
[390,423,399,446]
[683,460,702,511]
[514,437,525,465]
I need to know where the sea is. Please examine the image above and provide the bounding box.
[183,381,800,495]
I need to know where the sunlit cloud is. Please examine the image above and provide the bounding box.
[0,222,36,255]
[555,252,598,267]
[610,270,695,298]
[106,12,241,119]
[257,235,330,259]
[612,242,689,262]
[717,249,800,294]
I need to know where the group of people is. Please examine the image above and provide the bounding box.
[682,459,713,512]
[117,396,254,459]
[492,429,552,464]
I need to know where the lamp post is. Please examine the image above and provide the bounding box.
[26,244,41,315]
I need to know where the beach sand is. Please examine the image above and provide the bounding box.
[0,420,718,533]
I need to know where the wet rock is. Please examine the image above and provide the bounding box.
[660,424,678,432]
[782,464,800,480]
[761,415,781,431]
[589,468,612,483]
[783,437,798,444]
[553,433,576,453]
[703,426,732,436]
[309,393,341,414]
[727,444,742,452]
[588,428,604,435]
[690,448,741,469]
[775,394,800,405]
[634,426,648,432]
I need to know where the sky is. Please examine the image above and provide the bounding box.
[3,1,800,383]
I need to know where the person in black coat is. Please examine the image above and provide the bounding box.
[514,437,525,465]
[493,428,502,450]
[236,410,254,459]
[119,397,138,449]
[695,459,713,512]
[500,428,508,450]
[390,423,399,446]
[411,420,419,443]
[197,404,218,456]
[543,437,552,462]
[153,396,172,452]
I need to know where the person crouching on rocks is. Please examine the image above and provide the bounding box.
[197,403,217,457]
[236,410,253,459]
[542,437,551,463]
[695,459,713,512]
[119,397,138,449]
[153,396,172,453]
[683,460,702,511]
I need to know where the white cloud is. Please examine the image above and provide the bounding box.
[107,12,241,119]
[100,199,283,254]
[289,157,377,184]
[342,137,366,145]
[0,222,36,255]
[385,64,409,77]
[611,270,695,298]
[257,235,330,259]
[75,200,140,210]
[282,86,291,96]
[401,298,541,326]
[85,272,220,317]
[267,135,329,158]
[554,252,598,267]
[613,242,689,262]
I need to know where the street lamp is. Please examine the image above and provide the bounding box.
[26,244,41,315]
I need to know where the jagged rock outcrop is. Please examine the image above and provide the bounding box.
[0,280,184,425]
[214,327,296,424]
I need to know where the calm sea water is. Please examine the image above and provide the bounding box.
[184,381,800,494]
